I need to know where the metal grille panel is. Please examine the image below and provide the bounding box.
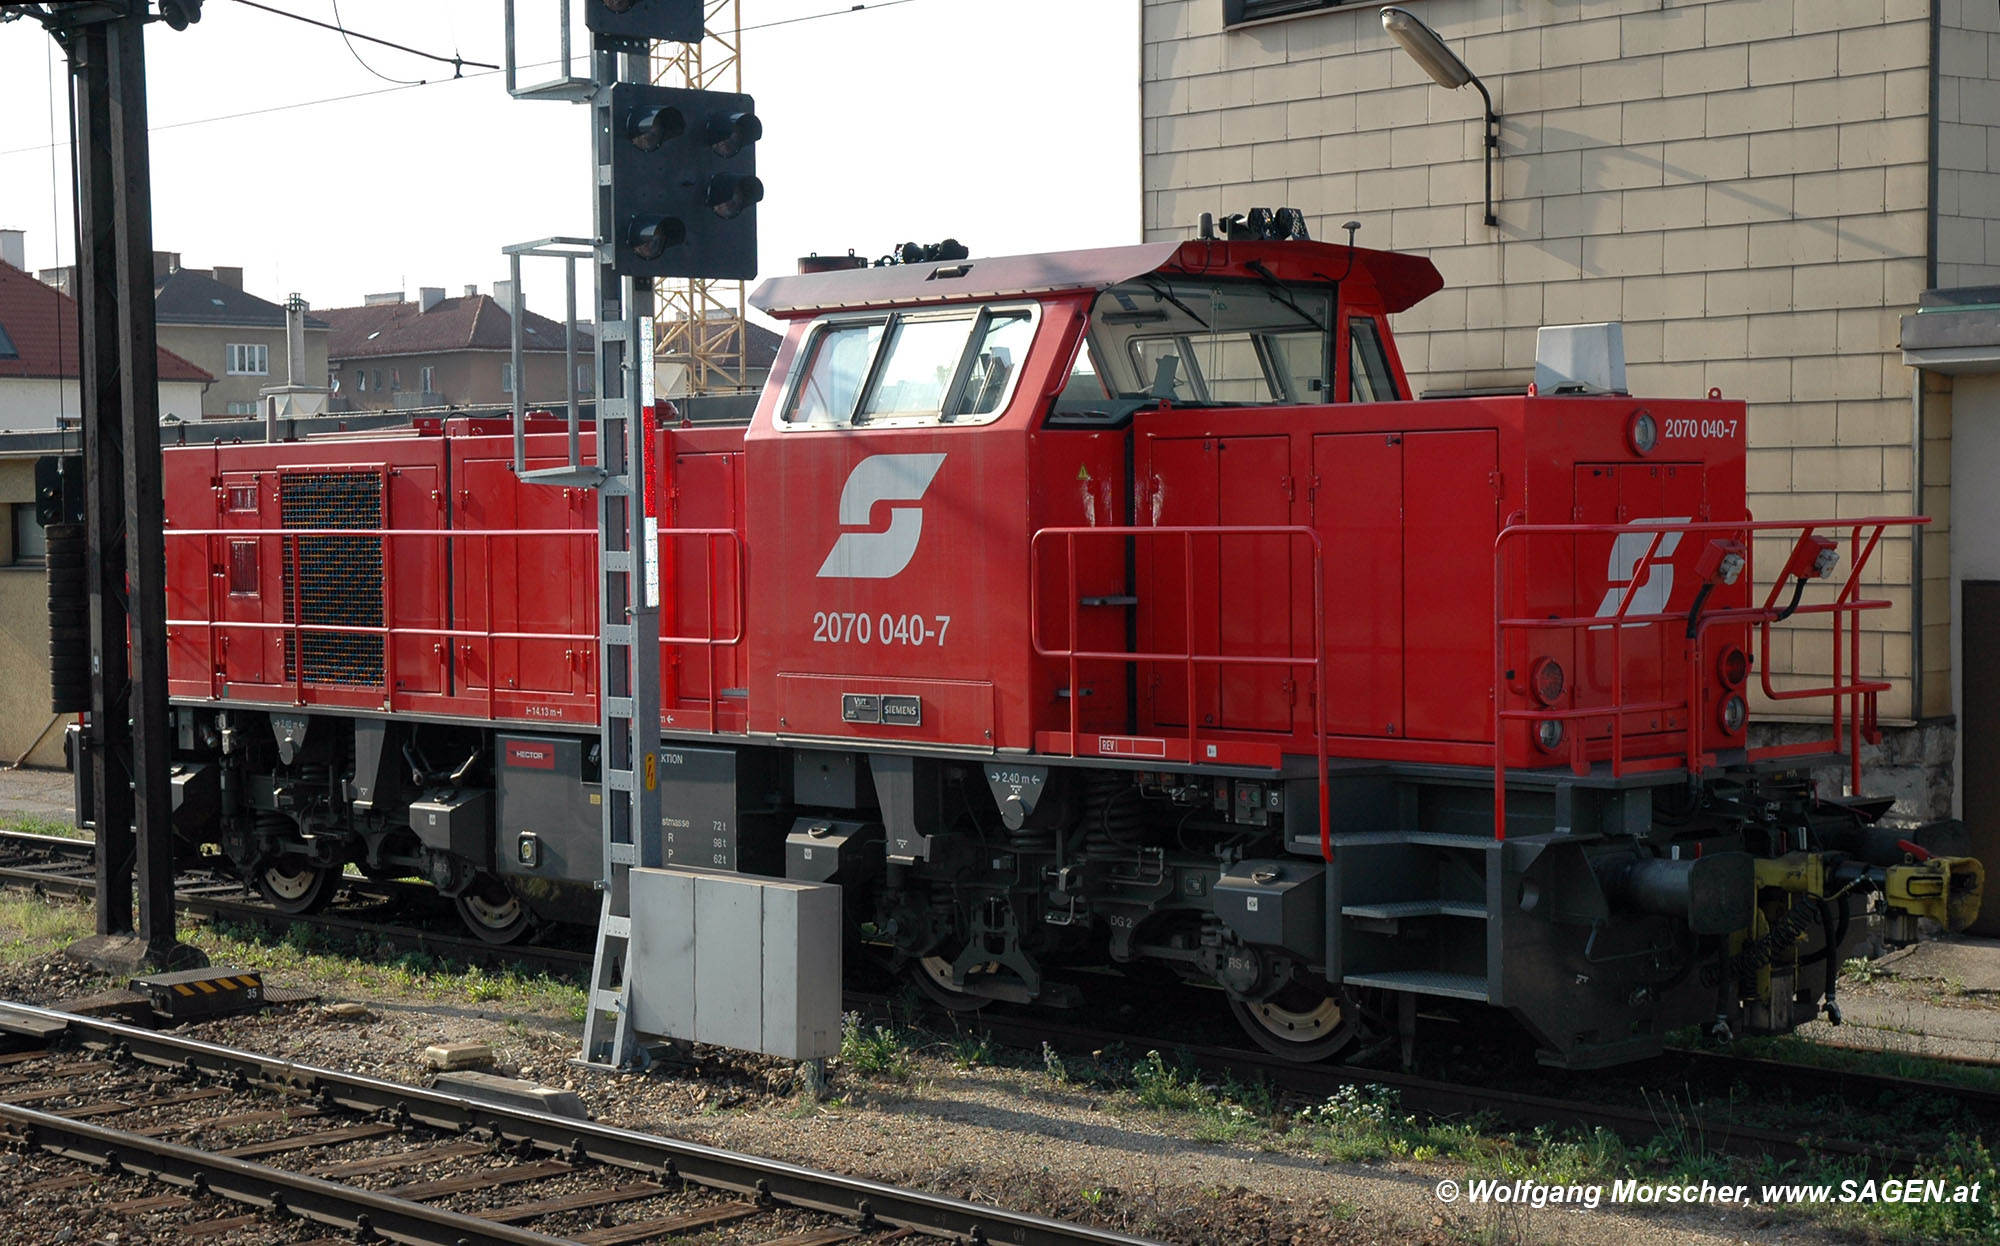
[280,472,384,687]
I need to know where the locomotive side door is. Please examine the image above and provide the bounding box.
[453,447,593,710]
[216,470,275,692]
[1311,433,1403,737]
[660,443,746,732]
[1401,430,1499,741]
[1309,429,1498,742]
[1139,434,1293,733]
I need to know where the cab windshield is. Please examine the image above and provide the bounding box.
[1085,276,1334,405]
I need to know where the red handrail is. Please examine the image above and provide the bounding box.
[1490,516,1926,840]
[165,524,745,726]
[1029,525,1332,860]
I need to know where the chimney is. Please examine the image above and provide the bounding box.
[418,286,446,313]
[363,291,405,306]
[462,284,478,298]
[37,266,75,294]
[284,294,308,386]
[493,280,520,317]
[213,266,243,291]
[152,251,181,280]
[0,230,23,271]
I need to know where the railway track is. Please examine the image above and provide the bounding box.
[925,1008,1939,1170]
[860,985,2000,1176]
[9,827,1995,1178]
[0,1000,1162,1246]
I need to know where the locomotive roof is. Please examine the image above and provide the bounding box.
[749,239,1444,318]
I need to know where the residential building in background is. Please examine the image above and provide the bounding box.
[0,238,211,430]
[320,284,595,412]
[33,242,326,419]
[1140,0,1999,827]
[154,257,330,417]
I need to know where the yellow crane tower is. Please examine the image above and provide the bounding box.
[651,1,754,397]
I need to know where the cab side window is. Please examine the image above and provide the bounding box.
[784,321,885,424]
[780,304,1038,428]
[1348,317,1399,402]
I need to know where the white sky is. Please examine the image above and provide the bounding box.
[0,0,1140,323]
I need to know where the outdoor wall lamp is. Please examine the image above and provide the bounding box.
[1380,6,1499,227]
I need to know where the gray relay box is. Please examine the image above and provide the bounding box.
[496,735,600,885]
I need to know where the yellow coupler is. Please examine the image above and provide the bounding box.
[1728,850,1984,1032]
[1884,855,1984,933]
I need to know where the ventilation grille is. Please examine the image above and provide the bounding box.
[280,472,384,687]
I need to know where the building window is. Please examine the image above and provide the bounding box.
[1223,0,1360,25]
[501,362,514,394]
[355,369,366,392]
[372,369,385,393]
[419,366,434,393]
[390,369,402,391]
[225,401,259,416]
[226,342,269,375]
[11,505,45,566]
[0,320,17,360]
[577,363,592,394]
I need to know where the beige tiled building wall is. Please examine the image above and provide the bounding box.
[1937,4,2000,286]
[1141,0,1991,736]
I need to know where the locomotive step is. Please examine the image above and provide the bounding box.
[1344,970,1490,1002]
[1329,831,1498,849]
[1340,898,1487,920]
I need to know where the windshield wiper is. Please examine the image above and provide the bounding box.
[1244,260,1326,333]
[1139,276,1210,330]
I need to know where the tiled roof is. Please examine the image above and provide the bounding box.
[0,260,213,384]
[320,295,591,361]
[155,268,329,329]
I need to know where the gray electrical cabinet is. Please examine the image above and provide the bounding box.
[627,866,842,1060]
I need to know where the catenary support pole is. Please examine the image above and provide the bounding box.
[53,5,197,972]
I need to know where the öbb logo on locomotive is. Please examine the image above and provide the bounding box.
[1593,516,1687,627]
[136,219,1982,1067]
[815,452,947,579]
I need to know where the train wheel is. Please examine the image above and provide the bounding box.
[454,876,532,944]
[255,856,336,915]
[1229,980,1359,1063]
[909,955,995,1012]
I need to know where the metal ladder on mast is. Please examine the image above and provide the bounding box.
[502,17,662,1070]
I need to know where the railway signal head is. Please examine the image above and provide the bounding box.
[608,83,762,279]
[586,0,704,45]
[158,0,202,29]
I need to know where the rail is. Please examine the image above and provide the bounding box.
[162,524,744,727]
[0,1003,1166,1246]
[1490,516,1927,839]
[1030,524,1332,859]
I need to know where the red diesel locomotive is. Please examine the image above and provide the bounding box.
[137,226,1980,1067]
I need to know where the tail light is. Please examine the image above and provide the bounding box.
[1530,657,1566,706]
[1716,646,1748,688]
